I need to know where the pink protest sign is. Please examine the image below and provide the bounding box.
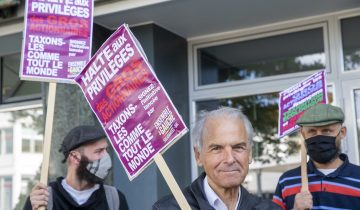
[278,70,327,137]
[20,0,93,83]
[75,24,188,180]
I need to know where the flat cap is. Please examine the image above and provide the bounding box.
[59,125,106,161]
[296,103,344,126]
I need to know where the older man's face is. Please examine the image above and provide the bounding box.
[195,116,251,191]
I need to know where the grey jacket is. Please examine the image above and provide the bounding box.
[152,173,281,210]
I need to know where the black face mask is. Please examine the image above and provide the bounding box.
[305,134,340,164]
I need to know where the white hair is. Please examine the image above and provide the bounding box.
[192,107,254,150]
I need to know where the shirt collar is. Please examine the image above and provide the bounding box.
[203,175,241,210]
[308,153,349,177]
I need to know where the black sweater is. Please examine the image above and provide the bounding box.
[23,177,129,210]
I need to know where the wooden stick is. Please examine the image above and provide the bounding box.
[154,153,191,210]
[39,82,57,210]
[300,138,309,192]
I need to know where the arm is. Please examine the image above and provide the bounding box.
[23,182,49,210]
[272,182,286,210]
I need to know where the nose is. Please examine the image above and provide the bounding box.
[223,147,235,164]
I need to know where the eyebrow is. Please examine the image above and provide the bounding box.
[95,147,107,152]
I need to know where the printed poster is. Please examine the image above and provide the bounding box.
[278,70,327,137]
[20,0,93,83]
[75,24,188,180]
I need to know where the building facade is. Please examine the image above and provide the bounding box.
[0,0,360,209]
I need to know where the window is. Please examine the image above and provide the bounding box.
[34,140,43,153]
[4,128,13,154]
[1,53,42,104]
[0,128,13,154]
[341,16,360,71]
[22,138,31,153]
[195,87,333,162]
[197,27,326,86]
[0,176,12,210]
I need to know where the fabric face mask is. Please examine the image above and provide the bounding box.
[305,134,339,164]
[86,152,112,179]
[77,153,112,184]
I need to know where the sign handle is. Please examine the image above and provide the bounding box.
[154,153,191,210]
[39,82,57,210]
[300,138,308,192]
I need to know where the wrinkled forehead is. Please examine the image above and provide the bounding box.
[202,116,248,143]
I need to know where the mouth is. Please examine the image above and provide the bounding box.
[220,169,241,173]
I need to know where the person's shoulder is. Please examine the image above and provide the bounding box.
[241,188,282,210]
[252,198,283,210]
[103,185,129,210]
[347,162,360,176]
[152,194,180,210]
[278,165,301,180]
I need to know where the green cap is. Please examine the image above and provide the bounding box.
[296,103,344,126]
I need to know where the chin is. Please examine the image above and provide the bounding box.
[220,180,242,189]
[219,174,244,187]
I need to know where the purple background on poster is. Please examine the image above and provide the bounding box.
[75,24,188,180]
[278,70,327,137]
[20,0,93,83]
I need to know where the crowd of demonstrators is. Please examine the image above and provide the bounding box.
[22,104,360,210]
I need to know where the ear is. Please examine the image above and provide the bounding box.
[340,126,347,139]
[193,147,203,167]
[299,127,305,139]
[69,151,81,165]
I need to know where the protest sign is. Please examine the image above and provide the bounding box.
[20,0,93,83]
[278,70,327,137]
[75,24,188,180]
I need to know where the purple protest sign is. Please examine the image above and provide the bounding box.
[278,70,327,137]
[20,0,93,83]
[75,24,188,180]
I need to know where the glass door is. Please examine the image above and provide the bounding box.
[342,79,360,165]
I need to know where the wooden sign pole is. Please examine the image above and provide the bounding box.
[300,138,308,192]
[154,153,191,210]
[39,82,57,210]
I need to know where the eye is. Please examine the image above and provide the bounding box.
[233,144,247,152]
[209,145,222,152]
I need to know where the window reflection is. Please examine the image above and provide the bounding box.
[197,93,298,163]
[196,88,333,163]
[1,53,42,103]
[198,28,325,85]
[341,16,360,71]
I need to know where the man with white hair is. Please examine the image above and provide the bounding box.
[153,107,280,210]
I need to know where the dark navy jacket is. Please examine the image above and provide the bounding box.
[153,172,280,210]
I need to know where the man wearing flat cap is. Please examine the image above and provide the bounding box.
[272,104,360,210]
[23,125,129,210]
